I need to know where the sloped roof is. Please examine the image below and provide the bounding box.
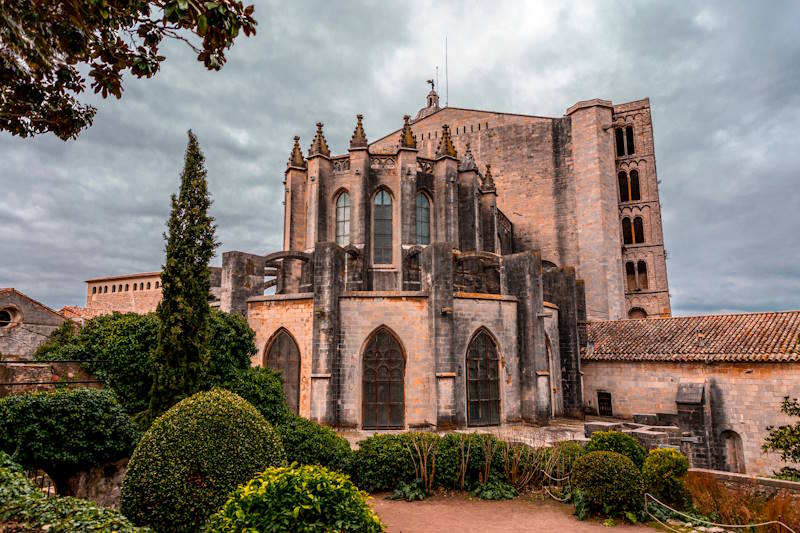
[0,287,65,322]
[585,311,800,363]
[58,306,103,320]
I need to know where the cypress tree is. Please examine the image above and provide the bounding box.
[148,130,218,419]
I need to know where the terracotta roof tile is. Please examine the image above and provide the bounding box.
[585,311,800,363]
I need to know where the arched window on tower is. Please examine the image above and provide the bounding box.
[625,262,636,291]
[615,128,625,157]
[637,260,648,290]
[335,192,350,246]
[416,192,431,245]
[626,126,635,155]
[633,217,645,243]
[373,190,393,264]
[618,171,630,202]
[622,217,633,245]
[630,170,641,201]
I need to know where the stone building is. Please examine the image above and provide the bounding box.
[583,311,800,476]
[0,288,67,361]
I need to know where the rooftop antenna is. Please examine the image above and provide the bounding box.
[445,36,449,106]
[436,66,439,94]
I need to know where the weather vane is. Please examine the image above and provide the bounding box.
[427,78,435,91]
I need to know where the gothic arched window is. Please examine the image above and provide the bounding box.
[265,329,301,414]
[615,128,625,157]
[633,217,645,243]
[416,192,431,245]
[630,169,641,201]
[622,217,633,245]
[618,171,630,202]
[466,329,501,426]
[626,261,636,291]
[336,192,350,246]
[626,126,635,155]
[637,260,648,289]
[362,328,405,429]
[373,190,393,264]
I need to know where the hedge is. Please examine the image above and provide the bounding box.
[277,414,353,473]
[349,434,415,492]
[642,448,690,507]
[205,465,384,532]
[583,431,648,469]
[571,451,644,518]
[121,389,285,532]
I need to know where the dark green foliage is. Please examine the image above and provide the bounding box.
[33,321,77,359]
[121,389,284,533]
[584,431,647,469]
[433,433,466,488]
[763,396,800,479]
[37,312,159,414]
[0,462,41,507]
[0,388,138,490]
[149,131,218,420]
[0,450,21,473]
[642,448,690,508]
[1,1,256,140]
[204,464,385,532]
[571,451,644,518]
[388,478,428,501]
[202,310,257,385]
[277,414,353,472]
[471,479,518,500]
[223,366,291,426]
[349,434,415,492]
[573,489,590,520]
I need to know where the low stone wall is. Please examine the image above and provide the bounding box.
[0,362,100,396]
[688,468,800,501]
[64,458,128,509]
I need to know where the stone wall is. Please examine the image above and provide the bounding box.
[582,360,800,476]
[0,362,99,396]
[1,290,66,361]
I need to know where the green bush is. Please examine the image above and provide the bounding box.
[205,464,384,532]
[349,434,415,492]
[584,431,647,469]
[0,465,148,532]
[0,388,138,490]
[0,450,21,473]
[571,451,644,518]
[120,389,285,532]
[224,366,291,425]
[642,448,690,507]
[277,414,353,472]
[472,479,518,500]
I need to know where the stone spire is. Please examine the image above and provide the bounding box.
[308,122,330,157]
[350,114,368,149]
[288,136,306,168]
[398,115,417,149]
[435,124,457,159]
[482,164,496,191]
[459,142,477,171]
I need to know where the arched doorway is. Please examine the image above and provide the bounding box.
[265,329,301,414]
[362,327,405,429]
[721,430,745,473]
[466,329,501,426]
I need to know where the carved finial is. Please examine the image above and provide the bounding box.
[435,124,457,159]
[288,136,306,168]
[459,142,477,171]
[350,114,368,149]
[483,163,496,191]
[399,115,417,149]
[308,122,330,157]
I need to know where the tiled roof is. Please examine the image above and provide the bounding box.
[585,311,800,363]
[58,306,102,320]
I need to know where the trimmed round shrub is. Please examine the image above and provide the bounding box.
[0,388,138,490]
[642,448,690,507]
[349,434,415,492]
[223,366,291,425]
[205,464,384,532]
[572,451,644,517]
[121,389,284,532]
[583,431,647,469]
[277,414,353,472]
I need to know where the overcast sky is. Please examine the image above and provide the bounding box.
[1,0,799,316]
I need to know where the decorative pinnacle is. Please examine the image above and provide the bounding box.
[399,115,417,149]
[350,114,368,148]
[308,122,330,157]
[483,164,496,191]
[459,142,477,171]
[288,136,306,168]
[435,124,457,159]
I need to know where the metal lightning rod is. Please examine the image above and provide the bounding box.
[445,36,449,107]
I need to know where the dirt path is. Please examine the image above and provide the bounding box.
[371,493,649,533]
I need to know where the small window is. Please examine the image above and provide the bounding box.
[618,171,629,202]
[118,284,122,292]
[92,287,97,294]
[633,217,645,243]
[626,126,635,155]
[598,391,613,416]
[622,217,633,245]
[140,282,144,290]
[478,123,481,131]
[104,286,108,293]
[416,192,431,245]
[637,260,648,289]
[373,190,393,264]
[146,282,151,290]
[628,307,648,319]
[133,283,137,291]
[112,285,116,293]
[615,128,625,157]
[625,262,636,291]
[630,170,641,201]
[0,310,12,328]
[335,192,351,246]
[125,283,129,291]
[155,281,160,289]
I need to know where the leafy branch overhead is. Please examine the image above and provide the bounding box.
[0,1,257,140]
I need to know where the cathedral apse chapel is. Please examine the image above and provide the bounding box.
[232,89,670,430]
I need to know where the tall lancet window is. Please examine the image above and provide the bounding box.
[373,190,393,264]
[416,192,431,245]
[336,192,350,246]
